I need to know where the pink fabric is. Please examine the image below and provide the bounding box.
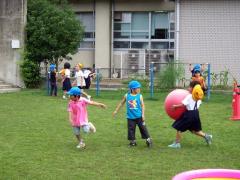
[68,97,91,126]
[172,169,240,180]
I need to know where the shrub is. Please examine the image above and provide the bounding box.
[20,60,41,88]
[156,62,185,89]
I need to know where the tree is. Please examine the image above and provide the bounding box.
[21,0,84,88]
[26,0,83,64]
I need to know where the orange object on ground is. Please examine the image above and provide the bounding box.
[231,82,240,120]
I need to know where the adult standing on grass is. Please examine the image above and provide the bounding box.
[113,80,152,148]
[168,81,212,149]
[67,87,106,149]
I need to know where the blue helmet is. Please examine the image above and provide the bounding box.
[67,87,81,96]
[128,80,141,89]
[49,64,56,71]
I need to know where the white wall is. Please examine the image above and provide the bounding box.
[179,0,240,82]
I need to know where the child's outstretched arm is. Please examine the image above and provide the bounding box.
[81,91,90,99]
[172,103,185,110]
[140,95,145,121]
[89,101,107,109]
[113,95,126,117]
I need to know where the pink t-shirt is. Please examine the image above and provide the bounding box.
[68,97,91,126]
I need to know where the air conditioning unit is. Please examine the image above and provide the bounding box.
[128,50,139,73]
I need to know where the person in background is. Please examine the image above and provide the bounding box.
[49,64,57,96]
[192,69,207,92]
[62,62,72,99]
[84,68,96,89]
[189,64,205,77]
[72,63,91,100]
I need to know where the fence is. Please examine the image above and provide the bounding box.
[112,50,237,85]
[94,61,211,100]
[44,49,237,99]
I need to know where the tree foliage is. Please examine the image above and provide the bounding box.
[21,0,83,88]
[26,0,83,63]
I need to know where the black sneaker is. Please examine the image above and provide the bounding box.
[128,142,137,147]
[146,138,153,148]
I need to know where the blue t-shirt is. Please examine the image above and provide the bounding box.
[125,93,142,119]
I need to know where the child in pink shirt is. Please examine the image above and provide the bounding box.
[67,87,106,149]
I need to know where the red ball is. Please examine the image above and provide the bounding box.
[164,89,190,120]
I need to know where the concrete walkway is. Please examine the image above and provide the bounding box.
[0,80,21,93]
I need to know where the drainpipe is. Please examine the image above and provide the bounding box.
[175,0,180,61]
[93,0,96,69]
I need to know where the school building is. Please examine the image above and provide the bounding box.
[1,0,240,86]
[69,0,240,81]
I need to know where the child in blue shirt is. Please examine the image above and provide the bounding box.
[113,80,152,147]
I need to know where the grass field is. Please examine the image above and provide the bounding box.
[0,89,239,179]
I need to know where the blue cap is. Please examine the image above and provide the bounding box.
[193,64,201,70]
[128,80,141,89]
[50,64,56,71]
[67,87,81,96]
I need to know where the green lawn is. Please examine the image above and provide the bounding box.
[0,89,239,179]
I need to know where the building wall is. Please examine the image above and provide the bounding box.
[69,0,175,73]
[69,0,94,12]
[179,0,240,81]
[115,0,174,11]
[95,0,111,71]
[0,0,26,86]
[69,0,95,68]
[70,50,95,68]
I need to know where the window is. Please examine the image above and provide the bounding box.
[131,13,149,39]
[170,42,174,49]
[76,12,95,49]
[151,12,169,39]
[114,41,130,48]
[131,42,149,49]
[113,11,175,50]
[151,42,169,49]
[169,12,175,41]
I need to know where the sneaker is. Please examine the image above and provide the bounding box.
[128,142,137,147]
[168,142,181,149]
[88,122,96,133]
[76,142,86,149]
[146,138,153,148]
[205,134,213,145]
